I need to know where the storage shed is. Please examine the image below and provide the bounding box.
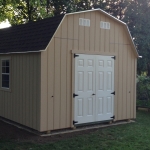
[0,9,139,132]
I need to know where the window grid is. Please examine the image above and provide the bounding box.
[1,60,10,89]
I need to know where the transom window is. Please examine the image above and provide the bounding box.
[2,60,10,88]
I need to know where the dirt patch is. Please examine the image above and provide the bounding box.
[0,120,100,144]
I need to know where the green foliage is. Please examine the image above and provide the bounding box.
[123,0,150,75]
[92,0,128,20]
[0,0,92,25]
[7,0,54,25]
[136,75,150,106]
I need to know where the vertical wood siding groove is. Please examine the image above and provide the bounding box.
[33,55,36,129]
[66,17,68,127]
[134,59,137,118]
[72,15,74,50]
[104,16,106,52]
[94,12,96,52]
[27,55,30,126]
[126,48,128,118]
[59,36,61,129]
[108,19,110,53]
[16,56,19,122]
[130,52,133,118]
[131,52,134,118]
[65,18,68,127]
[89,12,91,51]
[66,16,69,127]
[46,47,49,131]
[121,31,124,119]
[53,38,55,130]
[84,13,85,51]
[25,56,27,125]
[20,55,22,123]
[77,15,80,51]
[129,51,132,118]
[95,12,100,51]
[90,12,95,51]
[100,14,104,52]
[128,48,132,118]
[113,23,116,120]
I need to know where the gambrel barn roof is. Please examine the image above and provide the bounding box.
[0,9,138,57]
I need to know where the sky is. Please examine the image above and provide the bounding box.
[0,20,11,29]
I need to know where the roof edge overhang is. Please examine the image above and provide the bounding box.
[0,50,43,55]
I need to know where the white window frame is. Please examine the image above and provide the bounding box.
[100,21,110,29]
[79,18,90,27]
[1,59,10,89]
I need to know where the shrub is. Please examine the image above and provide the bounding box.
[136,75,150,107]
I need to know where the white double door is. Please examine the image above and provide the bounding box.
[74,54,114,124]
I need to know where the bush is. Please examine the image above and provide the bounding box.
[136,75,150,107]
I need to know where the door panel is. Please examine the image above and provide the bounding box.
[74,54,95,124]
[77,98,83,116]
[96,56,114,121]
[78,72,84,91]
[98,97,103,115]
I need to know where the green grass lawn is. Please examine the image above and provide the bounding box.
[1,110,150,150]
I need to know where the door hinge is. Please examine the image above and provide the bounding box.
[73,93,78,98]
[110,116,115,119]
[74,54,79,58]
[111,91,115,95]
[73,120,78,125]
[111,56,116,60]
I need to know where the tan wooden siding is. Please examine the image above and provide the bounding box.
[40,11,137,131]
[0,53,41,131]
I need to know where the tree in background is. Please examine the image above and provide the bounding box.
[0,0,92,25]
[123,0,150,75]
[90,0,128,19]
[3,0,54,25]
[0,0,17,22]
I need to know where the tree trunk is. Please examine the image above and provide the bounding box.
[147,63,150,76]
[46,0,49,14]
[26,0,31,22]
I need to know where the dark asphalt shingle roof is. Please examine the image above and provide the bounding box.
[0,15,64,53]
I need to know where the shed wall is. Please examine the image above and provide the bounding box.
[40,11,137,131]
[0,53,41,131]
